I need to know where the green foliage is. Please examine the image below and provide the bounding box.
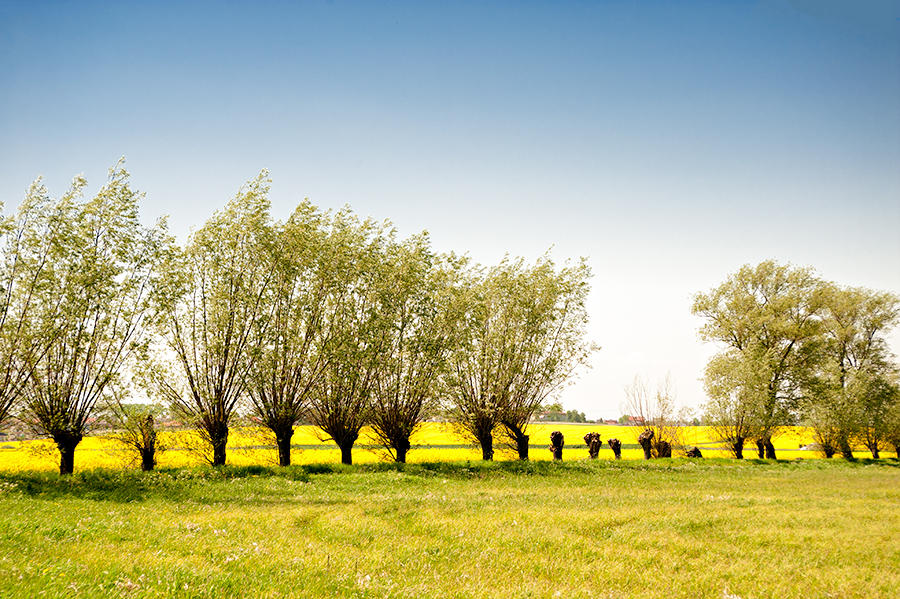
[368,235,466,462]
[303,208,395,463]
[9,161,170,473]
[447,254,595,459]
[152,171,275,466]
[695,261,900,459]
[540,405,588,422]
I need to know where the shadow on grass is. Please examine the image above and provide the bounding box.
[0,464,310,503]
[2,457,896,502]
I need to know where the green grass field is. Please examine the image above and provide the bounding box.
[1,459,897,598]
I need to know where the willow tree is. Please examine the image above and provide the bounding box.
[246,201,340,466]
[812,284,900,459]
[368,236,464,463]
[306,209,391,465]
[154,171,275,466]
[448,255,593,461]
[693,261,823,459]
[625,374,684,458]
[20,162,169,474]
[0,180,61,427]
[702,354,765,458]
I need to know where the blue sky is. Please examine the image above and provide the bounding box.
[2,0,898,417]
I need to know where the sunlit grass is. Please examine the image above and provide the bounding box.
[0,459,896,598]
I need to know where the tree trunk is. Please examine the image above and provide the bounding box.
[656,440,672,458]
[140,448,155,471]
[607,438,622,459]
[733,437,744,459]
[764,439,776,460]
[395,437,411,463]
[549,431,564,461]
[275,429,293,467]
[870,444,879,459]
[140,415,156,470]
[54,431,82,475]
[756,439,765,459]
[57,440,77,475]
[584,432,602,459]
[515,434,529,460]
[822,445,835,458]
[340,443,353,465]
[479,432,494,461]
[211,427,228,466]
[839,438,853,460]
[638,430,653,460]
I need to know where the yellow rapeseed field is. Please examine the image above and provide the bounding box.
[0,423,890,472]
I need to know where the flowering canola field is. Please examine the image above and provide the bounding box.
[0,422,872,473]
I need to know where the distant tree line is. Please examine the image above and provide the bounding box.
[538,402,588,423]
[0,163,594,473]
[694,261,900,459]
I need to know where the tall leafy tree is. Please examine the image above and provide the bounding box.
[0,180,61,427]
[20,162,169,474]
[812,284,900,458]
[701,354,765,458]
[306,209,391,465]
[246,201,342,466]
[368,236,464,463]
[448,255,593,460]
[154,171,275,466]
[693,261,823,459]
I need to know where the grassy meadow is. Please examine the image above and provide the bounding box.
[0,459,897,598]
[3,423,890,473]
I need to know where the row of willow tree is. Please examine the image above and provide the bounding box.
[694,261,900,459]
[0,163,594,474]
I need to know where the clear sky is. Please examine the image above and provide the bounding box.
[2,0,899,419]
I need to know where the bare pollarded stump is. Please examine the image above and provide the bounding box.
[584,432,603,459]
[656,440,672,458]
[607,438,622,459]
[549,431,564,461]
[637,430,654,460]
[685,446,703,458]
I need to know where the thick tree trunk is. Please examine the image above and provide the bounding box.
[839,438,853,460]
[607,438,622,459]
[638,430,654,460]
[479,432,494,461]
[481,441,494,461]
[395,437,411,463]
[340,443,353,465]
[57,441,77,475]
[211,427,228,466]
[656,440,672,458]
[584,432,602,459]
[822,445,835,458]
[140,448,155,471]
[54,431,82,475]
[685,446,703,458]
[870,444,879,459]
[764,438,776,460]
[275,429,293,467]
[756,439,765,459]
[733,437,744,459]
[515,434,529,460]
[549,431,564,461]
